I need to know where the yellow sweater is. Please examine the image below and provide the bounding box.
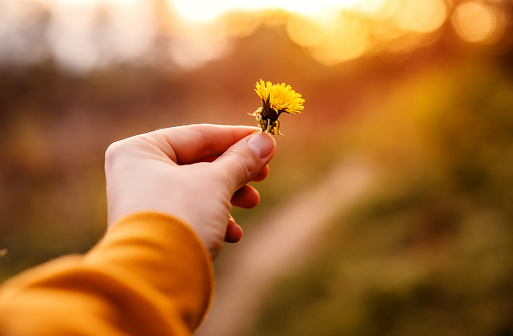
[0,212,214,336]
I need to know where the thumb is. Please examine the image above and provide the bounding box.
[214,132,276,192]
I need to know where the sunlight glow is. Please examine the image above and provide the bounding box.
[6,0,507,71]
[287,11,372,64]
[183,0,451,66]
[452,1,503,44]
[171,0,363,23]
[395,0,447,33]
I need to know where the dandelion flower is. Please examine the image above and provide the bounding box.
[249,79,304,135]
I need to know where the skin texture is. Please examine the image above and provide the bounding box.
[104,124,276,258]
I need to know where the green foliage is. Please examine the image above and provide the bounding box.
[248,60,513,336]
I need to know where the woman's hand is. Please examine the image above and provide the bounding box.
[104,124,276,258]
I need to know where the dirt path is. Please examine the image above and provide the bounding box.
[196,158,378,336]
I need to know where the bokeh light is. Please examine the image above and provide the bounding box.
[171,0,363,23]
[310,11,373,65]
[394,0,447,33]
[1,0,510,70]
[452,1,504,44]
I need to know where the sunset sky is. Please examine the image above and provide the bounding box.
[0,0,508,70]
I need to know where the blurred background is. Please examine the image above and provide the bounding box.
[1,0,513,335]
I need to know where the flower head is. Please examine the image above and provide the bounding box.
[249,79,304,135]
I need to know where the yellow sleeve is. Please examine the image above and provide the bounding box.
[0,212,214,336]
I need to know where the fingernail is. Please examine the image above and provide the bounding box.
[248,132,275,159]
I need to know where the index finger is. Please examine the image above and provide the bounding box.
[144,124,258,164]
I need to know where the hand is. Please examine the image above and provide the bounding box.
[104,124,276,258]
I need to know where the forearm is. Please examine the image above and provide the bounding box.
[0,212,214,336]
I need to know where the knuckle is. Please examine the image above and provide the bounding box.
[105,140,124,163]
[105,139,135,167]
